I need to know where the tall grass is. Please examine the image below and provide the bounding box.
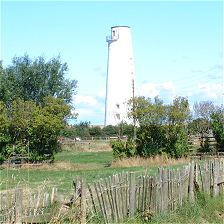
[111,155,191,168]
[125,193,224,223]
[61,140,112,152]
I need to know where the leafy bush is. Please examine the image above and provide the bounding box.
[0,97,70,162]
[0,153,5,164]
[111,139,136,159]
[136,125,166,157]
[211,109,224,151]
[127,96,191,158]
[0,55,77,163]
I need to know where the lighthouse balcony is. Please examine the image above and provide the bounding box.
[106,35,118,43]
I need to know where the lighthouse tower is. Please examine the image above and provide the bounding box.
[104,26,135,126]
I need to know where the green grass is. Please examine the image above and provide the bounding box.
[0,150,158,193]
[124,193,224,223]
[55,150,113,166]
[0,149,190,194]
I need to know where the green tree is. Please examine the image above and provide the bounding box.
[27,97,70,161]
[128,96,167,126]
[102,125,117,137]
[89,126,102,137]
[193,101,216,150]
[168,96,191,125]
[127,96,190,158]
[0,55,77,105]
[8,99,36,144]
[74,121,91,138]
[0,97,71,162]
[60,125,77,138]
[0,101,10,162]
[211,107,224,151]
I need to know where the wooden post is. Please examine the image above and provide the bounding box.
[213,159,219,197]
[80,179,86,224]
[98,181,109,223]
[50,187,55,204]
[15,188,23,224]
[189,162,194,202]
[129,172,135,217]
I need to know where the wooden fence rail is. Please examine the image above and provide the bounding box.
[77,159,224,223]
[0,159,223,223]
[0,187,56,223]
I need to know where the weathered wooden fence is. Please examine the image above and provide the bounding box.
[75,159,224,223]
[1,159,223,223]
[0,187,57,223]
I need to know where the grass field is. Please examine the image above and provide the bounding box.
[0,149,159,193]
[1,142,223,223]
[0,142,189,194]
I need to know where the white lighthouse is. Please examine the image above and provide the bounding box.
[104,26,135,126]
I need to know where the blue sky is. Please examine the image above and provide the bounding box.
[1,1,223,125]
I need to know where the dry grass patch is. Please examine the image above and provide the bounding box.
[20,162,98,171]
[62,141,112,152]
[111,155,191,168]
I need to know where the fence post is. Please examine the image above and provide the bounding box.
[213,159,219,197]
[129,172,135,217]
[50,187,55,204]
[15,188,23,224]
[80,179,86,224]
[189,161,194,202]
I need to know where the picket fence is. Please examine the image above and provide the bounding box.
[0,159,223,223]
[78,159,224,223]
[0,187,57,223]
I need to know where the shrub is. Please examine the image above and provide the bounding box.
[136,125,166,157]
[111,139,136,159]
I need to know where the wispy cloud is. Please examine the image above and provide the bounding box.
[197,82,223,99]
[139,81,176,101]
[72,93,105,124]
[94,66,106,77]
[74,95,98,107]
[191,64,223,80]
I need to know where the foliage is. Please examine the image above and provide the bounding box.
[117,122,134,138]
[136,125,166,157]
[128,96,190,158]
[199,136,214,153]
[192,101,216,150]
[60,125,77,138]
[167,126,189,158]
[0,55,77,105]
[0,55,77,162]
[0,101,10,149]
[129,96,167,126]
[74,121,91,138]
[211,107,224,151]
[126,193,224,224]
[0,97,71,162]
[102,125,117,137]
[111,139,136,159]
[29,98,70,159]
[89,126,102,137]
[60,123,134,139]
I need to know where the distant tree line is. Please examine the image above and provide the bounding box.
[111,97,224,159]
[0,55,77,163]
[1,55,223,163]
[60,121,134,139]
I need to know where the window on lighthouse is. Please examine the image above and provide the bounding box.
[116,113,120,120]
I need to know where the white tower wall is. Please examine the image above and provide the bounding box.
[105,26,135,126]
